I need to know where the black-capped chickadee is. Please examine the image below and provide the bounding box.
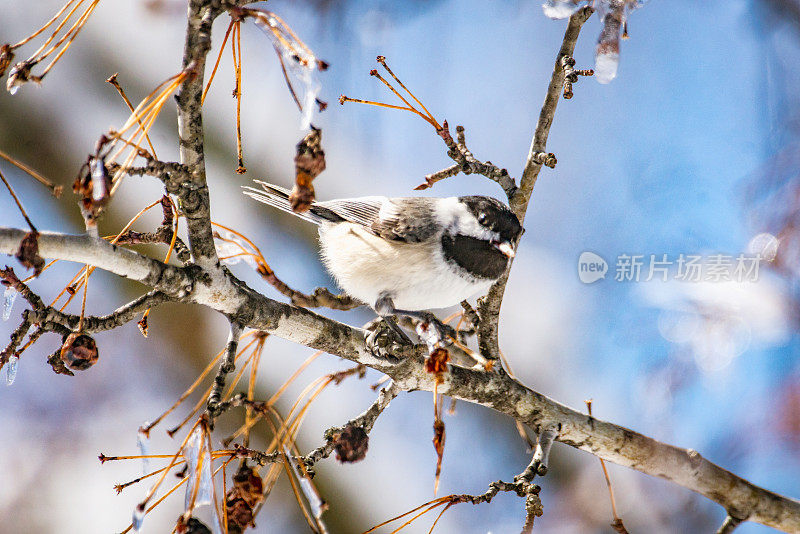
[243,180,522,345]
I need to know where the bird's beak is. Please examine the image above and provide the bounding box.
[493,240,515,258]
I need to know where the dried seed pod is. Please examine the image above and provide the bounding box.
[425,347,449,376]
[73,155,112,222]
[47,350,74,376]
[225,463,263,532]
[137,316,148,338]
[60,333,99,370]
[15,231,45,276]
[225,497,254,532]
[231,464,264,505]
[290,126,325,212]
[176,516,211,534]
[6,60,36,95]
[333,425,369,463]
[0,44,14,78]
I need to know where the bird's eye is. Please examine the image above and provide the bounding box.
[478,213,487,225]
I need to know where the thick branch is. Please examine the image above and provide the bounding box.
[174,0,222,268]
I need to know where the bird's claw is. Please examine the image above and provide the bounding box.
[365,320,406,361]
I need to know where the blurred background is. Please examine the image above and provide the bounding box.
[1,0,799,532]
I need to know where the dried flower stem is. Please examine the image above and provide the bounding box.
[0,168,37,233]
[201,19,235,105]
[0,149,62,196]
[106,73,158,158]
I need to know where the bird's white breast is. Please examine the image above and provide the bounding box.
[318,222,492,311]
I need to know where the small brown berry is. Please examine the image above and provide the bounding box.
[333,425,369,463]
[60,333,99,370]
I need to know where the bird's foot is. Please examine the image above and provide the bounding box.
[364,318,410,361]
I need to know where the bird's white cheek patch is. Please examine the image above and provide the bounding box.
[437,197,497,242]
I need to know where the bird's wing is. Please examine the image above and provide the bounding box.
[371,198,439,243]
[315,197,386,227]
[318,197,438,243]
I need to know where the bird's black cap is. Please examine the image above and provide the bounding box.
[458,196,522,243]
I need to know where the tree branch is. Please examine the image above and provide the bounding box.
[2,3,798,531]
[207,321,242,418]
[174,0,222,268]
[2,225,798,531]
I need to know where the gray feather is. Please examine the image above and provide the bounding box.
[243,181,437,243]
[242,180,327,225]
[316,197,385,227]
[370,198,438,242]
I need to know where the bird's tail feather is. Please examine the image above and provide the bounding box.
[242,180,326,225]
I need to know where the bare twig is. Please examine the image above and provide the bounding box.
[106,73,159,158]
[207,321,243,418]
[0,149,62,197]
[587,399,628,533]
[375,458,544,534]
[2,265,172,335]
[477,7,594,362]
[417,123,518,200]
[305,382,400,468]
[0,168,37,233]
[256,264,360,310]
[0,310,33,369]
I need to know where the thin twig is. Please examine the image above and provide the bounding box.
[587,399,627,532]
[477,6,594,362]
[207,321,243,419]
[106,73,158,158]
[305,382,400,468]
[0,149,62,196]
[0,168,37,232]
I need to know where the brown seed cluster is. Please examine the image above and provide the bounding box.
[225,464,264,533]
[290,126,325,212]
[332,425,369,463]
[15,231,45,276]
[0,44,14,78]
[425,347,449,378]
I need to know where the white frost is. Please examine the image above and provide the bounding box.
[90,158,107,201]
[253,11,323,130]
[137,426,151,475]
[214,229,259,269]
[131,505,145,531]
[594,51,619,84]
[6,355,18,385]
[183,426,203,510]
[542,0,585,19]
[2,286,17,321]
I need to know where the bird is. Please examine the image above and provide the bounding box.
[243,180,523,350]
